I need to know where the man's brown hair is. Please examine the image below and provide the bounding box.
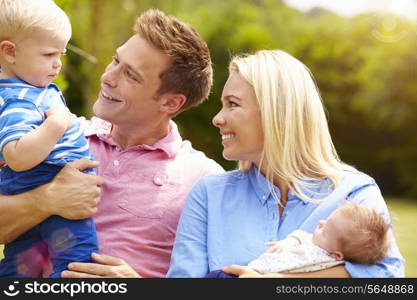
[337,202,390,265]
[134,9,213,113]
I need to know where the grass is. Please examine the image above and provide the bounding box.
[386,197,417,277]
[0,197,416,277]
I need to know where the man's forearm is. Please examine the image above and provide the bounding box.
[0,185,49,244]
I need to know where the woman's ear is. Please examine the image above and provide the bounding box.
[160,94,186,115]
[0,40,17,63]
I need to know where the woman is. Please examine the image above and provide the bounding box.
[166,50,404,278]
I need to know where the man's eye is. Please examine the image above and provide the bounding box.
[126,70,136,80]
[112,56,119,64]
[229,101,238,107]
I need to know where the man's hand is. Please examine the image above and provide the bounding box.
[39,158,103,219]
[61,253,141,278]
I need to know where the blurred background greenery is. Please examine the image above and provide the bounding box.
[54,0,416,275]
[3,0,415,276]
[56,0,417,199]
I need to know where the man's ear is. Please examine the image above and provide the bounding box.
[0,40,17,63]
[160,94,186,115]
[330,251,344,261]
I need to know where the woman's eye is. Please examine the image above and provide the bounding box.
[229,101,238,107]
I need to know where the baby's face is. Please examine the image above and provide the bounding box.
[312,210,349,254]
[11,28,69,87]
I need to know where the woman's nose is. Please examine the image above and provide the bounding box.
[212,110,225,127]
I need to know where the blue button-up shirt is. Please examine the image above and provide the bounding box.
[167,166,404,277]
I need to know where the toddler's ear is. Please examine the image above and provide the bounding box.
[0,40,17,63]
[330,251,344,261]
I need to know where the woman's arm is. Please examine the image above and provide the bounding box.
[0,158,102,244]
[3,105,72,172]
[222,264,350,278]
[346,184,405,277]
[166,180,210,277]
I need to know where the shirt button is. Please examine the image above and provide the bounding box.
[154,177,163,186]
[113,160,119,166]
[262,195,267,200]
[153,172,168,186]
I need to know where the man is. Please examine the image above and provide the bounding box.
[0,9,224,278]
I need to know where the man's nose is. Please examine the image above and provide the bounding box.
[101,64,118,87]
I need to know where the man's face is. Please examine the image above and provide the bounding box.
[93,34,171,128]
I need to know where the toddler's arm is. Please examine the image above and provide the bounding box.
[2,105,72,171]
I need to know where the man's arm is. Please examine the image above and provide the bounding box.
[0,158,102,244]
[2,105,72,172]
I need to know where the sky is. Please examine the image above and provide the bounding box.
[284,0,417,20]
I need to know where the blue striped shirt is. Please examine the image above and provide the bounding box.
[0,78,92,165]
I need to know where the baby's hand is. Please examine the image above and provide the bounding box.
[264,237,300,253]
[45,105,72,130]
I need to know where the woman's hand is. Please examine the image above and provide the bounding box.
[61,253,141,278]
[222,265,287,278]
[221,265,264,278]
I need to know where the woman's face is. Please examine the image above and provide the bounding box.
[212,72,264,163]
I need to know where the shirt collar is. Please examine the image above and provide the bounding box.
[82,117,183,158]
[247,165,275,205]
[247,165,326,205]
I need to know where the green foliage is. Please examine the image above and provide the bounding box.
[58,0,417,198]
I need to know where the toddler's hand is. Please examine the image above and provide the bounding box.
[45,105,72,130]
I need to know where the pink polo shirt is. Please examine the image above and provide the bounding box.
[83,117,224,278]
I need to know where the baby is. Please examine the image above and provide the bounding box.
[207,202,389,277]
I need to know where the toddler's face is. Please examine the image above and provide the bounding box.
[12,28,69,87]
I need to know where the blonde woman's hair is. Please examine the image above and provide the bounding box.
[0,0,71,41]
[336,201,389,264]
[229,50,354,202]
